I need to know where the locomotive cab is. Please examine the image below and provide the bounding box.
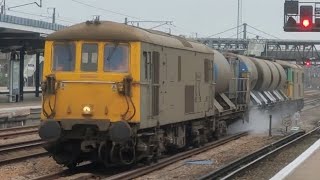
[40,33,142,166]
[40,40,140,137]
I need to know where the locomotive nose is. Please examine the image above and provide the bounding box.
[39,120,62,141]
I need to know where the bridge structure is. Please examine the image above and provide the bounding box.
[197,38,320,64]
[0,13,65,102]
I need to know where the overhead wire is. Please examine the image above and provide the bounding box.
[206,25,242,38]
[8,9,51,19]
[7,9,76,24]
[247,24,280,39]
[70,0,142,20]
[246,31,267,39]
[227,31,243,39]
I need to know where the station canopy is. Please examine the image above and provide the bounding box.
[0,14,66,52]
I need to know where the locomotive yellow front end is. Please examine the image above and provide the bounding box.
[39,21,141,167]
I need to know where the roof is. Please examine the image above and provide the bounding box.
[46,21,213,54]
[0,14,66,32]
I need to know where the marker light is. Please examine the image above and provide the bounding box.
[302,19,310,27]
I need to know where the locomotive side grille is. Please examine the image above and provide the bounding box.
[152,51,160,116]
[152,86,159,116]
[185,85,195,113]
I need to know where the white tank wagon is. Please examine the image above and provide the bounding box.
[212,49,232,94]
[222,53,303,113]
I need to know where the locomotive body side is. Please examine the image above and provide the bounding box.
[39,21,218,167]
[139,42,215,129]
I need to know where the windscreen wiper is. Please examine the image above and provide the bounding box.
[106,43,119,61]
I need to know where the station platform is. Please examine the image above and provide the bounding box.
[271,135,320,180]
[0,92,41,119]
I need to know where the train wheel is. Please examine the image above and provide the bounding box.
[66,162,77,170]
[52,141,81,169]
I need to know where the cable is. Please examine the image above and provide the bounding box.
[128,97,136,121]
[8,9,51,18]
[7,9,76,24]
[227,31,243,38]
[150,22,170,30]
[121,96,130,119]
[247,24,280,39]
[71,0,142,20]
[206,25,242,38]
[246,31,267,39]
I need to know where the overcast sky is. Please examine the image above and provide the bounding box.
[3,0,320,40]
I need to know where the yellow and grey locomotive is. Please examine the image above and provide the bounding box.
[39,20,304,168]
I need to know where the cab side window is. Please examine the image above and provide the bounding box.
[104,44,129,73]
[81,43,98,72]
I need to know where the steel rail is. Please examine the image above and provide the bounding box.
[0,139,44,153]
[0,129,38,139]
[106,131,248,180]
[198,128,319,180]
[0,139,47,165]
[0,125,38,133]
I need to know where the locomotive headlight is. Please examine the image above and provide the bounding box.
[82,105,92,115]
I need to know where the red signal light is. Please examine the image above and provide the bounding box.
[302,19,310,27]
[305,59,312,67]
[300,6,313,30]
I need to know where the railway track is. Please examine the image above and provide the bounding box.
[0,125,38,139]
[107,132,248,180]
[0,139,47,165]
[31,132,248,180]
[304,98,320,106]
[198,127,320,180]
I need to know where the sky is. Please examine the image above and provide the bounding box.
[3,0,320,40]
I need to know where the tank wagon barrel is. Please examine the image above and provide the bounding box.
[212,49,232,94]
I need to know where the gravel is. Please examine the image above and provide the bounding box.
[230,104,320,180]
[0,134,39,146]
[0,91,318,180]
[135,94,320,180]
[234,133,320,180]
[0,157,63,180]
[135,135,281,180]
